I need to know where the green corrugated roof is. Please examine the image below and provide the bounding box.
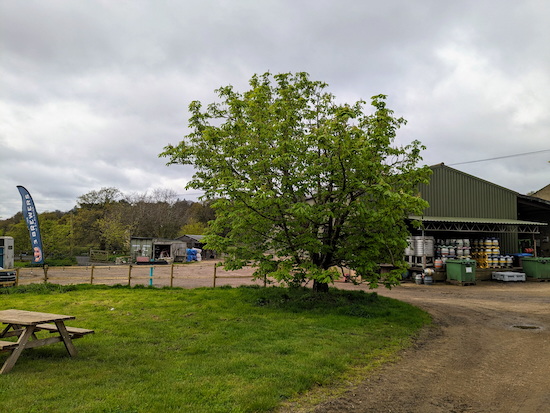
[408,215,547,226]
[418,164,518,219]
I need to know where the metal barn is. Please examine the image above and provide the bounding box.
[414,163,543,254]
[408,164,546,280]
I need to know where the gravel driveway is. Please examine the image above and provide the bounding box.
[308,280,550,412]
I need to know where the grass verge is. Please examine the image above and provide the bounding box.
[0,283,430,412]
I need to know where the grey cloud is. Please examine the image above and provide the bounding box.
[1,0,550,218]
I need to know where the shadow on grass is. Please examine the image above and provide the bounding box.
[0,282,413,321]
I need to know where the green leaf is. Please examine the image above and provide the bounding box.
[160,72,432,290]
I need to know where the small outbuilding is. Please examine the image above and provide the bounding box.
[176,234,205,249]
[130,237,187,262]
[176,235,216,259]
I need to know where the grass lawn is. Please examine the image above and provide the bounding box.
[0,284,430,412]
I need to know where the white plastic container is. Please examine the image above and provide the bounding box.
[492,272,525,282]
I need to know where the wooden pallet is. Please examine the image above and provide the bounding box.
[526,277,550,282]
[430,278,447,283]
[446,279,476,286]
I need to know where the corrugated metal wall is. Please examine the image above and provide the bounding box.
[418,164,519,254]
[130,238,154,259]
[419,165,517,218]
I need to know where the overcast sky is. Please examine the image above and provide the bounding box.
[1,0,549,219]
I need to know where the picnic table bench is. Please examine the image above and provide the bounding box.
[35,323,94,338]
[0,309,94,374]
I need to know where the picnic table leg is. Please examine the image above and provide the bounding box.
[0,325,36,374]
[12,324,39,341]
[54,321,78,357]
[1,324,37,341]
[0,324,11,338]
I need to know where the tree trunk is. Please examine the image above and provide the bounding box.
[313,280,329,293]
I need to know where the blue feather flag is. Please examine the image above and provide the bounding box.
[16,186,44,264]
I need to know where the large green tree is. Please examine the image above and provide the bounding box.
[97,211,133,252]
[6,212,71,257]
[124,189,193,239]
[167,72,431,290]
[74,187,123,249]
[5,219,30,254]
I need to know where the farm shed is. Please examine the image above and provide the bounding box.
[408,164,546,279]
[176,235,216,259]
[130,237,187,262]
[176,234,205,249]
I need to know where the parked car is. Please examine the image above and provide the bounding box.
[0,268,16,287]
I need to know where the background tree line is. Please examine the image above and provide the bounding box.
[0,187,214,257]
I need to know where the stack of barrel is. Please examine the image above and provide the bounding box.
[471,238,512,269]
[434,239,471,269]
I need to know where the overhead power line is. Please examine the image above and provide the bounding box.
[448,148,550,166]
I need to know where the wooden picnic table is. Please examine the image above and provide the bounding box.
[0,309,94,374]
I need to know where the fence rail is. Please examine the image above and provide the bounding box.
[12,263,263,288]
[89,249,109,262]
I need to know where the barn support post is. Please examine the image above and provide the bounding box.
[422,229,426,270]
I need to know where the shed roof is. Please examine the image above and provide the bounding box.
[429,163,518,195]
[408,215,546,234]
[176,234,205,242]
[419,163,518,219]
[409,215,546,226]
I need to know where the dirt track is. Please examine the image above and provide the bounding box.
[17,263,550,411]
[310,281,550,413]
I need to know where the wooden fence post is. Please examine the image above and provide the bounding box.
[213,265,217,288]
[90,265,95,285]
[15,268,19,287]
[44,265,48,283]
[170,264,174,288]
[128,264,132,286]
